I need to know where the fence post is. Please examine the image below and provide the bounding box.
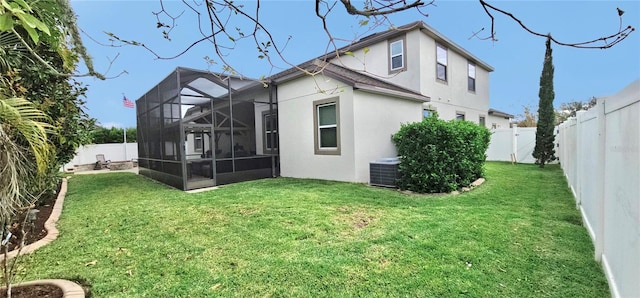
[512,124,518,162]
[594,98,606,262]
[575,111,586,208]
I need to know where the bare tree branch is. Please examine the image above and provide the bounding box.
[102,0,635,80]
[338,0,424,16]
[477,0,635,49]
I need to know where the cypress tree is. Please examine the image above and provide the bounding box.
[533,36,557,167]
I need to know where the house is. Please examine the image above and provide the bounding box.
[135,21,495,190]
[321,21,494,126]
[487,108,514,129]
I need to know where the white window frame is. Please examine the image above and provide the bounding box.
[468,62,476,92]
[194,133,203,152]
[388,36,406,73]
[436,44,448,82]
[262,110,278,154]
[313,98,341,155]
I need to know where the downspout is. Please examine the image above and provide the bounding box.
[228,78,235,173]
[268,82,276,177]
[210,91,216,185]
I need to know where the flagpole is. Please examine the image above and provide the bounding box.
[122,93,128,161]
[124,127,127,160]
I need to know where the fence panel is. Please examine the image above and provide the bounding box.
[557,80,639,298]
[601,83,639,298]
[487,126,537,164]
[486,128,514,162]
[576,109,599,239]
[62,143,138,171]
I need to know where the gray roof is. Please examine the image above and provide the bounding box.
[268,20,494,103]
[318,21,494,72]
[271,60,429,102]
[489,108,514,118]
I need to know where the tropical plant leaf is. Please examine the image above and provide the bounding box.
[21,20,38,43]
[0,14,14,31]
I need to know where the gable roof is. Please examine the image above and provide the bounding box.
[271,59,430,103]
[318,21,494,72]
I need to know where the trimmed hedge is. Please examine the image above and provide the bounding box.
[391,116,491,193]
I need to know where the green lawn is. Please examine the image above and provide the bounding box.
[18,162,608,297]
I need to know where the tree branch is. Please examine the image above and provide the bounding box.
[338,0,425,16]
[477,0,635,49]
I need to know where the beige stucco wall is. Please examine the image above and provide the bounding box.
[330,27,492,126]
[277,75,357,182]
[352,91,423,182]
[330,30,423,93]
[487,114,511,129]
[418,33,491,124]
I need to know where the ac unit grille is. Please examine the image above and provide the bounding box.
[370,158,400,188]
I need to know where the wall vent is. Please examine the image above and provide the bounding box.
[369,157,400,188]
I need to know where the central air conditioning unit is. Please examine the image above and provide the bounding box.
[369,157,400,188]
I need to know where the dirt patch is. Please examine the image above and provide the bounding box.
[0,284,63,298]
[4,182,60,252]
[352,212,373,229]
[334,206,379,231]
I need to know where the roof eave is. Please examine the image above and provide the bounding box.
[321,21,494,72]
[489,109,515,119]
[354,83,430,103]
[419,24,494,72]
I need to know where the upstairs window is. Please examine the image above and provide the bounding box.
[468,62,476,92]
[456,112,465,121]
[436,44,448,81]
[313,98,341,155]
[479,116,486,127]
[389,39,405,72]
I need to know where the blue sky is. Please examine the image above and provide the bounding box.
[71,1,640,128]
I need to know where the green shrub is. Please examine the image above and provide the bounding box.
[391,116,491,193]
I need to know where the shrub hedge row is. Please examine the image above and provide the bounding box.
[391,115,491,193]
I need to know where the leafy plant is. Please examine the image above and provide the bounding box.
[392,115,490,193]
[90,126,137,144]
[0,0,100,296]
[0,96,53,297]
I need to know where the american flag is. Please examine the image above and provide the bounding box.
[123,95,134,108]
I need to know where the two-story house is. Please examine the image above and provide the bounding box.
[136,21,498,190]
[268,21,495,184]
[323,21,494,125]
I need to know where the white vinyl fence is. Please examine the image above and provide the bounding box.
[487,126,537,164]
[557,80,639,298]
[62,143,138,171]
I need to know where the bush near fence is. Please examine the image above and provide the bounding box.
[392,116,490,193]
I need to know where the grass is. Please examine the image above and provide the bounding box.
[17,162,608,297]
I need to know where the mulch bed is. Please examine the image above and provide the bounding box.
[4,185,58,252]
[1,181,66,298]
[0,284,63,298]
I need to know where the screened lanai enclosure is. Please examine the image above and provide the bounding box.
[136,67,279,190]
